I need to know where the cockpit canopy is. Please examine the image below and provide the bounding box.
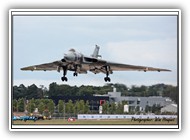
[69,49,76,52]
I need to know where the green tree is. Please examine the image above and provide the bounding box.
[48,100,55,115]
[13,84,27,99]
[38,101,45,114]
[84,100,90,114]
[58,100,64,113]
[75,100,80,114]
[39,85,48,98]
[48,82,58,98]
[116,102,124,114]
[113,83,128,96]
[151,104,161,114]
[78,100,85,114]
[13,99,18,112]
[78,85,95,96]
[70,86,79,96]
[27,84,42,99]
[57,84,71,96]
[75,100,90,114]
[102,102,109,114]
[98,84,112,95]
[27,98,36,113]
[34,99,41,107]
[17,98,25,112]
[110,102,116,114]
[65,100,74,114]
[163,85,178,104]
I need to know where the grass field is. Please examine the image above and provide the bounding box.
[13,119,178,125]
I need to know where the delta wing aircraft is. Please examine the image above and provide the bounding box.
[21,45,171,82]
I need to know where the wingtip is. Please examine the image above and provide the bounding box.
[166,68,172,72]
[165,69,172,72]
[20,67,32,71]
[158,69,171,72]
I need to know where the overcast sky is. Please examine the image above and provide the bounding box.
[13,15,178,88]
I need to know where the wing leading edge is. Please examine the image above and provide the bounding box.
[20,60,88,74]
[20,61,63,71]
[106,61,171,72]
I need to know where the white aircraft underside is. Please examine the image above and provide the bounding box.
[21,45,171,82]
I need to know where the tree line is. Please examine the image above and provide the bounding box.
[13,98,92,117]
[13,98,55,115]
[13,83,178,104]
[13,98,166,116]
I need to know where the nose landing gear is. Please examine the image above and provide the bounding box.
[61,65,79,81]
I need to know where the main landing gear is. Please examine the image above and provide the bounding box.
[104,66,111,82]
[61,65,78,82]
[73,65,78,77]
[61,66,68,81]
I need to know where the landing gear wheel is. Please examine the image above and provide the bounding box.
[104,77,111,82]
[108,77,111,82]
[61,76,68,81]
[73,72,78,77]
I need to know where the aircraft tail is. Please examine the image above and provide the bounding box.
[91,45,101,58]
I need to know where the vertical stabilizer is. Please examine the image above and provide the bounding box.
[91,45,101,58]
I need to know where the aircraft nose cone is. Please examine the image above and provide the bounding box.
[64,53,75,61]
[64,54,70,60]
[64,54,68,60]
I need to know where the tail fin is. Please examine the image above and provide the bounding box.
[91,45,101,58]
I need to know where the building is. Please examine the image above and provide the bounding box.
[51,87,175,114]
[107,87,174,113]
[161,104,177,114]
